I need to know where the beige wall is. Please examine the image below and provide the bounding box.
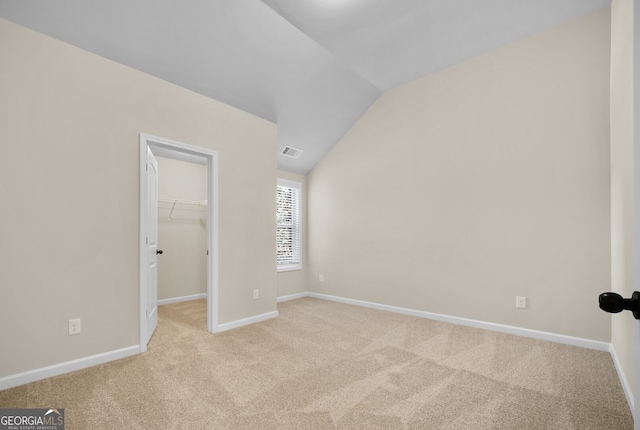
[308,9,611,341]
[610,0,635,405]
[157,157,207,301]
[276,170,308,298]
[0,18,277,378]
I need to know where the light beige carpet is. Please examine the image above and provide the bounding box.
[0,298,633,429]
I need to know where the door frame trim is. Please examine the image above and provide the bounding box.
[139,133,219,352]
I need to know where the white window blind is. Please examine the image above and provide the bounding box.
[277,179,301,271]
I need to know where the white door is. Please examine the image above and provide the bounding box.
[629,6,639,426]
[145,147,159,345]
[635,319,639,430]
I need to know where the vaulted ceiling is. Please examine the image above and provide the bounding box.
[0,0,610,174]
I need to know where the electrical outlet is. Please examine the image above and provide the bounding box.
[68,318,81,335]
[516,296,527,309]
[253,289,259,300]
[319,274,324,282]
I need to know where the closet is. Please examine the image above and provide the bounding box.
[156,157,208,303]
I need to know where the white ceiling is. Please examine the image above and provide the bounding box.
[0,0,610,174]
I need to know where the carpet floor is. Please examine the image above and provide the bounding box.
[0,297,633,429]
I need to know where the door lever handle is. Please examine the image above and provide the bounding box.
[599,291,640,319]
[156,250,163,255]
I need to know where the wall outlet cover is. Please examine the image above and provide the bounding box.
[69,318,81,335]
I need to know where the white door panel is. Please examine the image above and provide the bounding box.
[635,322,639,430]
[145,147,159,344]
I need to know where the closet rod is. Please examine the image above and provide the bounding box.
[158,198,208,221]
[158,198,208,206]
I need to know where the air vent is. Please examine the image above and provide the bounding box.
[280,146,303,159]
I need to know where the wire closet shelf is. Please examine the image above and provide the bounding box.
[158,198,208,221]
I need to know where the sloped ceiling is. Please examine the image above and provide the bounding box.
[0,0,610,174]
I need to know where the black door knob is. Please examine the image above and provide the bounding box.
[156,250,163,255]
[599,291,640,319]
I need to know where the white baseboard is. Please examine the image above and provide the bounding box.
[609,343,635,418]
[0,345,139,391]
[213,310,279,333]
[158,293,207,306]
[307,292,610,352]
[277,292,309,303]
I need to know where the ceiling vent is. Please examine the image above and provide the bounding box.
[280,146,303,159]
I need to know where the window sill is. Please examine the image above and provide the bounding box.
[277,265,302,273]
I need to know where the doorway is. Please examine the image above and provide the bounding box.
[139,133,219,352]
[156,157,208,308]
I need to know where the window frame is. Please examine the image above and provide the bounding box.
[276,178,302,272]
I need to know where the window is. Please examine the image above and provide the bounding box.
[277,178,302,271]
